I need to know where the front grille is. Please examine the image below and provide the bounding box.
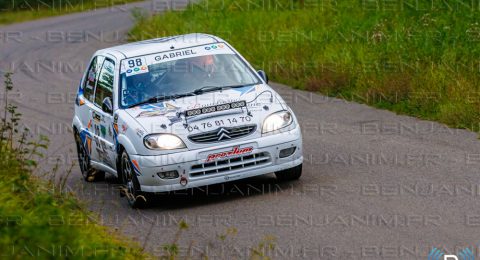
[190,152,270,177]
[188,124,257,143]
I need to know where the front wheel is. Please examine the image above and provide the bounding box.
[275,164,302,182]
[120,151,148,208]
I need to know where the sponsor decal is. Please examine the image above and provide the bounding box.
[231,85,255,96]
[131,159,141,176]
[93,137,113,166]
[206,146,253,162]
[111,123,119,152]
[204,43,224,50]
[186,99,240,110]
[113,123,119,134]
[79,129,92,157]
[86,136,92,155]
[135,128,145,138]
[136,110,166,118]
[87,119,92,129]
[94,125,100,136]
[77,97,85,106]
[185,100,246,117]
[135,102,180,118]
[76,84,85,106]
[121,124,128,133]
[100,125,106,137]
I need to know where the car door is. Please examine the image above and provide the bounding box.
[91,57,116,169]
[78,55,105,162]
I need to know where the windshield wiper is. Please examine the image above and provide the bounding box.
[193,84,254,95]
[127,93,194,108]
[126,84,255,108]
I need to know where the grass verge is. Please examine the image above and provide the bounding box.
[129,0,480,132]
[0,73,148,259]
[0,0,141,25]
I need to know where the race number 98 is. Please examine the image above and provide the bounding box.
[128,58,143,68]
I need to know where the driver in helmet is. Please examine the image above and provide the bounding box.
[188,55,216,78]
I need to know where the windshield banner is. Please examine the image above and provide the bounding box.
[121,43,235,76]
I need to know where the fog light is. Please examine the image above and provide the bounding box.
[279,147,296,158]
[157,170,179,179]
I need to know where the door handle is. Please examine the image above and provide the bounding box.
[91,110,102,122]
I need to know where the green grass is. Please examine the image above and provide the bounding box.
[0,145,149,259]
[129,0,480,132]
[0,73,148,259]
[0,0,140,25]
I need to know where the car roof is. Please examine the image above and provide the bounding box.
[97,33,223,60]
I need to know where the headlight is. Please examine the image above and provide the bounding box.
[144,134,186,150]
[262,111,293,134]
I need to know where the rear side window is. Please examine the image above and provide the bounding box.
[83,57,97,101]
[94,58,115,108]
[83,56,105,102]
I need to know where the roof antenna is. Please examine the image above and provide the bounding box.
[170,46,175,49]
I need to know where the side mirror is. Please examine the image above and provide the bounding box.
[102,97,113,114]
[257,70,269,83]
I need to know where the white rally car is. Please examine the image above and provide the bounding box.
[72,33,303,207]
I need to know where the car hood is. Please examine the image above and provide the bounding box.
[125,84,288,138]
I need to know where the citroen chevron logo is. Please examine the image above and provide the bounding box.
[428,247,474,260]
[216,128,231,141]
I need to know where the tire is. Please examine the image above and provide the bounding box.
[275,164,302,182]
[119,151,148,208]
[74,132,104,182]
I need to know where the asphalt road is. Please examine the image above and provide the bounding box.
[1,2,480,259]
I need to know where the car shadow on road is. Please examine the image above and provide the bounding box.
[102,173,304,210]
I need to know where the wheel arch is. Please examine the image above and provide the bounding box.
[116,135,137,155]
[72,115,82,134]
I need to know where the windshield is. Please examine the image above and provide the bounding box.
[119,43,260,108]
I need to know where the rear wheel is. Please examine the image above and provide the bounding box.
[275,164,302,182]
[74,132,104,182]
[120,151,148,208]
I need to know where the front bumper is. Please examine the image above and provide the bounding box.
[130,126,303,193]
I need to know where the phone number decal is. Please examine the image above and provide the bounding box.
[185,116,252,132]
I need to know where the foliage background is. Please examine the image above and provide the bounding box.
[130,0,480,132]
